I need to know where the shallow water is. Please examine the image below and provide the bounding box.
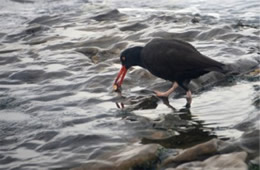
[0,0,259,169]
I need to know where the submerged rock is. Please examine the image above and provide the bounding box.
[72,144,161,170]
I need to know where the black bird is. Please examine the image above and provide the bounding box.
[113,38,226,108]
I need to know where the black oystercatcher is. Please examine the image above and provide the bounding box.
[113,38,226,108]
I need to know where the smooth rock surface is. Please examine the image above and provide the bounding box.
[162,139,221,166]
[72,144,161,170]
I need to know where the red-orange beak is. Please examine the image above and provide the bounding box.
[113,66,127,91]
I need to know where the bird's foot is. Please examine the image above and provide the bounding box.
[154,90,169,98]
[185,103,191,109]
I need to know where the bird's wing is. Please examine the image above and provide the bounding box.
[143,39,223,71]
[142,39,224,80]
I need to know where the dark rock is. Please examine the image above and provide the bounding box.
[120,23,148,32]
[91,9,126,21]
[33,131,59,142]
[128,95,159,110]
[11,0,34,3]
[76,47,100,57]
[115,95,159,111]
[5,24,49,42]
[28,15,62,26]
[8,69,45,83]
[191,17,200,24]
[142,128,216,149]
[0,55,20,65]
[239,130,260,154]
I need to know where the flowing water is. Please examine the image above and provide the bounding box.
[0,0,259,169]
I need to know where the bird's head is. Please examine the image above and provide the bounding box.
[113,46,143,91]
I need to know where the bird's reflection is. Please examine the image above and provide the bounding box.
[113,91,216,149]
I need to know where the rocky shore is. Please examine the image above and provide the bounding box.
[0,1,259,169]
[72,67,259,170]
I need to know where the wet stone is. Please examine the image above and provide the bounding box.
[72,144,161,170]
[120,23,148,32]
[76,47,99,57]
[117,95,159,111]
[8,70,45,83]
[91,9,126,21]
[28,15,62,26]
[162,139,221,166]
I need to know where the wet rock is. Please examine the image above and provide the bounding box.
[24,24,48,35]
[0,49,20,54]
[114,95,159,110]
[242,68,260,82]
[6,24,49,42]
[25,35,62,45]
[28,15,62,26]
[91,9,126,21]
[197,26,232,40]
[217,130,260,156]
[80,36,121,49]
[0,55,20,65]
[76,47,100,57]
[72,144,161,170]
[239,130,259,155]
[33,131,59,142]
[189,71,226,91]
[150,31,200,41]
[0,97,16,110]
[191,17,200,24]
[125,95,159,110]
[169,152,248,170]
[162,139,221,166]
[120,23,148,32]
[252,84,260,109]
[189,58,259,91]
[9,70,45,83]
[142,128,216,149]
[233,20,258,29]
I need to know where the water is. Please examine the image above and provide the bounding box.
[0,0,259,169]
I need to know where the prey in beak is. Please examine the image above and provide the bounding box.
[113,65,127,92]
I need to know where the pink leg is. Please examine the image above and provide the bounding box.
[154,82,178,97]
[185,90,192,108]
